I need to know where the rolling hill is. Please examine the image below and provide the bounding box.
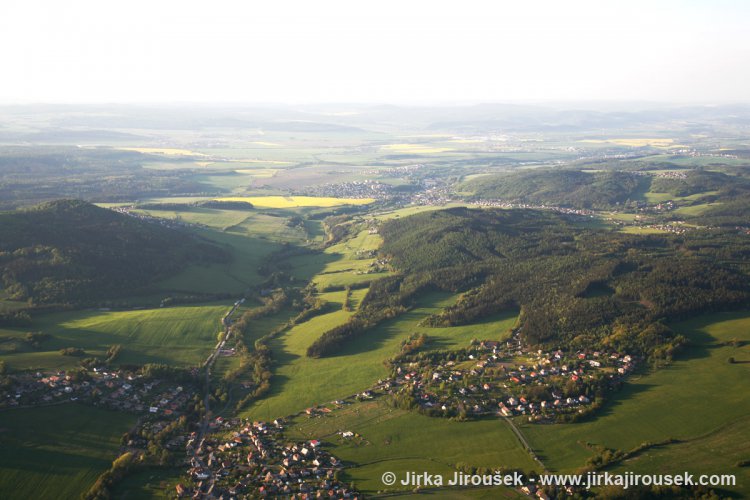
[461,169,647,208]
[0,200,229,306]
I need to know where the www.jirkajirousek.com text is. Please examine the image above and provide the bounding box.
[383,470,737,490]
[538,471,736,489]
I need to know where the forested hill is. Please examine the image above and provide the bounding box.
[376,208,750,360]
[379,208,575,272]
[650,169,749,197]
[460,169,646,208]
[0,200,229,305]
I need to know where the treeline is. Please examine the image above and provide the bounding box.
[85,416,194,499]
[139,363,197,383]
[83,452,137,500]
[306,269,477,358]
[137,200,254,211]
[0,310,31,327]
[376,207,750,361]
[222,289,292,410]
[160,292,233,307]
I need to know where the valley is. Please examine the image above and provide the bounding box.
[0,104,749,499]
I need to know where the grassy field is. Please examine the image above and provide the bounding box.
[157,227,283,295]
[643,189,721,204]
[110,467,184,499]
[285,399,538,495]
[242,290,518,421]
[216,196,375,208]
[0,303,228,371]
[131,204,319,294]
[519,311,750,495]
[292,226,390,290]
[0,404,136,500]
[618,226,670,235]
[672,202,723,216]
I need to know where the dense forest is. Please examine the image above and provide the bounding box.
[312,207,750,361]
[0,200,229,305]
[460,169,648,208]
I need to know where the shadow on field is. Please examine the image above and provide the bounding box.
[323,291,455,359]
[670,311,750,362]
[583,381,659,421]
[255,336,299,402]
[0,446,109,474]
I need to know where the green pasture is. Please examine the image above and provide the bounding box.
[110,467,183,499]
[285,399,538,495]
[672,202,723,216]
[0,404,136,500]
[0,303,228,371]
[300,228,390,290]
[518,311,750,495]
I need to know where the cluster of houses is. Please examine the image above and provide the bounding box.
[406,179,454,206]
[0,368,198,419]
[178,418,359,498]
[298,180,392,201]
[607,218,692,234]
[385,336,635,421]
[653,171,688,179]
[110,206,197,229]
[470,199,596,218]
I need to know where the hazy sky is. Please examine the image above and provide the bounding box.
[1,0,749,104]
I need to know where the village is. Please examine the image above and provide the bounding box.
[382,331,636,423]
[0,366,200,417]
[178,417,359,499]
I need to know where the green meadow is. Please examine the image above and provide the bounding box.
[519,311,750,495]
[144,207,330,294]
[0,404,135,500]
[286,399,538,495]
[0,303,228,371]
[110,467,184,499]
[305,228,390,290]
[157,227,282,295]
[242,290,518,421]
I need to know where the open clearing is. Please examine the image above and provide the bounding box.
[0,304,228,371]
[288,226,390,290]
[0,404,135,500]
[286,399,538,495]
[519,311,750,495]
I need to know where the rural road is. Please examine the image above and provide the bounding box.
[502,415,548,472]
[200,298,243,436]
[191,298,244,496]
